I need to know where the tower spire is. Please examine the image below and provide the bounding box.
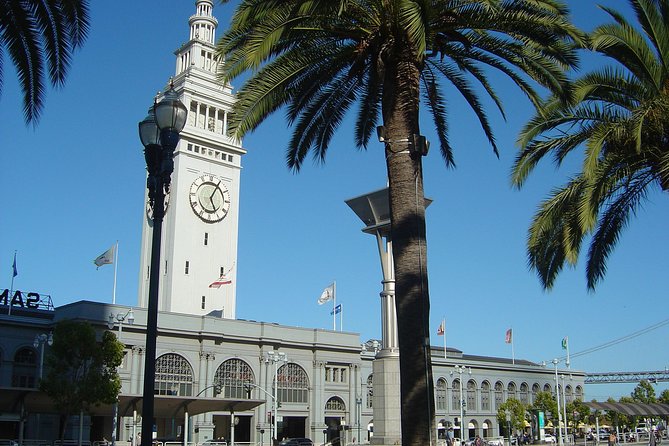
[175,0,219,77]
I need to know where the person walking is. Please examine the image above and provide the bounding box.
[649,431,657,446]
[609,432,617,446]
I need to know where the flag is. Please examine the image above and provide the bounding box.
[94,245,116,269]
[562,336,568,350]
[12,252,17,277]
[330,304,342,315]
[209,275,232,288]
[505,328,512,344]
[437,320,445,336]
[318,283,335,305]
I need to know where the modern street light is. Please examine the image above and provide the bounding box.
[138,82,187,446]
[33,332,53,379]
[451,365,471,441]
[107,308,135,446]
[264,351,288,444]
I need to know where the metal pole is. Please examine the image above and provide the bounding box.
[553,359,563,446]
[274,357,279,443]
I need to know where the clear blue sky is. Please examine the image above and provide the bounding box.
[1,0,667,402]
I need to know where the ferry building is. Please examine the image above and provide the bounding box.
[0,1,584,444]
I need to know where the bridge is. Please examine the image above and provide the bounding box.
[585,370,669,384]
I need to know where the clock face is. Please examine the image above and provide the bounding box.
[146,192,170,220]
[189,175,231,223]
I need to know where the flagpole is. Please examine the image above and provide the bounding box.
[511,327,515,365]
[332,281,337,330]
[112,241,119,304]
[8,251,17,316]
[443,317,447,359]
[340,303,343,331]
[565,336,570,368]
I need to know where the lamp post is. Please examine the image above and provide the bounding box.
[265,351,287,444]
[108,308,135,446]
[506,410,512,446]
[33,331,53,442]
[33,332,53,379]
[552,359,564,446]
[451,365,470,441]
[138,83,187,446]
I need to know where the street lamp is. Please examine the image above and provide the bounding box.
[33,332,53,379]
[505,410,512,446]
[265,351,288,444]
[552,359,564,446]
[451,365,471,441]
[107,308,135,446]
[138,82,187,446]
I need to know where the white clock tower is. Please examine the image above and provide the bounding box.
[138,0,245,318]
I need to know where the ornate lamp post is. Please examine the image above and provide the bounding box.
[107,308,135,446]
[264,351,288,444]
[33,332,53,379]
[138,83,187,446]
[552,359,564,446]
[451,365,471,441]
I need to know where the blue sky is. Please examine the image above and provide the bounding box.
[1,0,667,402]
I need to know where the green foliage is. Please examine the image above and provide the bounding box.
[531,391,559,420]
[0,0,90,125]
[659,389,669,404]
[497,398,529,432]
[631,380,657,404]
[512,0,669,291]
[40,320,123,438]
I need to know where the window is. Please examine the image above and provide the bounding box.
[201,296,206,310]
[467,379,477,411]
[452,379,461,410]
[325,396,346,411]
[214,358,255,399]
[12,347,37,388]
[494,381,503,410]
[366,374,373,409]
[481,381,491,411]
[185,261,189,274]
[507,382,517,401]
[436,378,447,410]
[204,233,208,246]
[520,382,529,404]
[154,353,194,396]
[276,363,309,404]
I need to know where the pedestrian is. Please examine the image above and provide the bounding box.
[649,431,656,446]
[475,435,483,446]
[609,432,617,446]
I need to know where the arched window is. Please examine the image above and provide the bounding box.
[436,378,447,411]
[543,383,552,393]
[452,379,461,410]
[467,379,477,411]
[214,358,255,399]
[565,385,573,403]
[494,381,503,410]
[366,374,373,409]
[507,382,517,401]
[325,396,346,411]
[481,381,491,411]
[520,382,529,404]
[532,383,541,404]
[155,353,194,396]
[276,363,309,403]
[12,347,37,388]
[574,386,583,400]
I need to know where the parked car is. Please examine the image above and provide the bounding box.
[544,434,556,443]
[487,437,505,446]
[279,438,314,446]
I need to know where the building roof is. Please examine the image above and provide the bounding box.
[583,401,669,416]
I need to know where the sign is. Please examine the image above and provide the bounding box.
[0,289,54,311]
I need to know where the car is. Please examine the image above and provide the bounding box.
[544,434,556,443]
[464,438,477,446]
[487,437,505,446]
[279,438,314,446]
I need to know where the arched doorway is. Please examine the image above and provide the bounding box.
[324,396,346,446]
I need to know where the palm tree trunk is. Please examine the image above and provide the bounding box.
[383,55,436,446]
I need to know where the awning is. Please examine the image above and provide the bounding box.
[0,387,265,418]
[583,401,669,417]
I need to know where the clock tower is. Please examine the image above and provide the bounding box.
[138,0,245,318]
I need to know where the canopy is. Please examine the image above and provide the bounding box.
[583,402,669,417]
[0,387,265,418]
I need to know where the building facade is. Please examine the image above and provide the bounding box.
[0,1,585,444]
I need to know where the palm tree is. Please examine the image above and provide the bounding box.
[217,1,581,444]
[0,0,90,125]
[512,0,669,291]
